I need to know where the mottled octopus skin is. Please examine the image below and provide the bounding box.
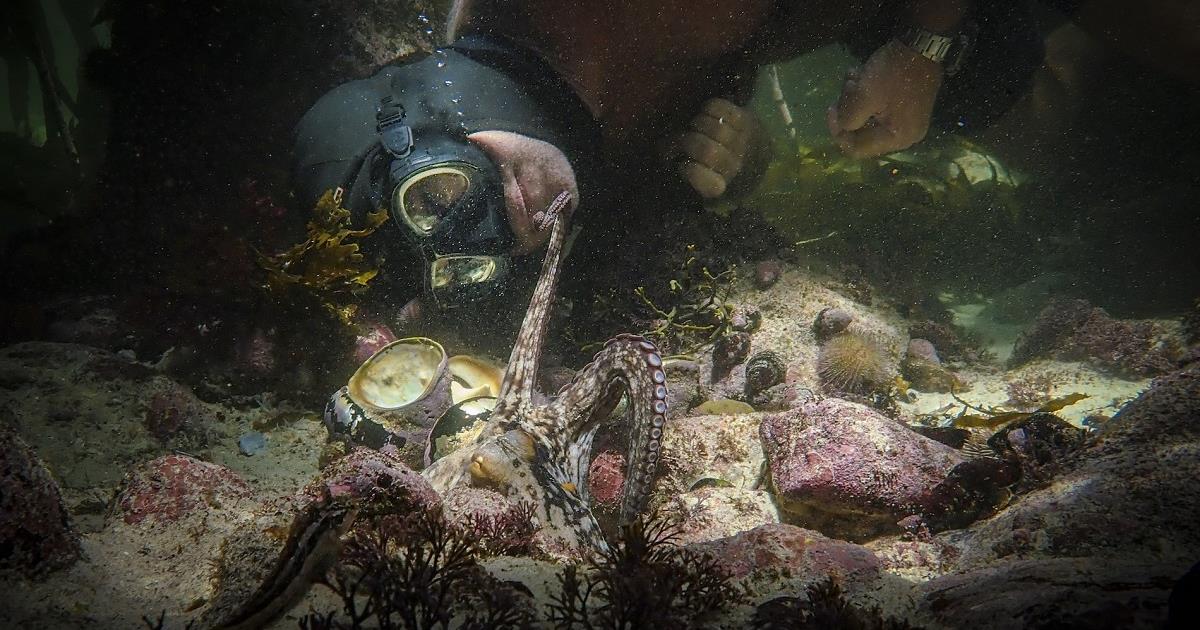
[423,192,667,553]
[214,195,665,627]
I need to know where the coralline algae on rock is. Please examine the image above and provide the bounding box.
[761,398,970,540]
[111,454,252,525]
[0,428,81,577]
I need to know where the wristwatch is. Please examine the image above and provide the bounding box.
[895,23,976,76]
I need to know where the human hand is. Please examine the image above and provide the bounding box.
[673,98,766,199]
[827,40,944,158]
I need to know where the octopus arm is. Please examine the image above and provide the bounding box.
[552,334,668,524]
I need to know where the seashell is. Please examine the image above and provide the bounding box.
[447,355,505,415]
[349,338,447,409]
[712,331,751,376]
[813,307,853,341]
[325,337,454,468]
[426,396,496,465]
[744,350,786,397]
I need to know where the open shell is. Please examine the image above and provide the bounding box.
[447,355,505,415]
[349,338,447,410]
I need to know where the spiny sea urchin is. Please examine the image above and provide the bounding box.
[817,331,891,395]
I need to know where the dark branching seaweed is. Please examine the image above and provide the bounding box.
[466,500,540,558]
[141,610,196,630]
[546,513,744,629]
[752,578,920,630]
[300,509,534,630]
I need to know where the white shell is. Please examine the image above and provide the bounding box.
[348,338,447,410]
[447,355,505,415]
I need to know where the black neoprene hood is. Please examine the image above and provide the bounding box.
[291,35,597,236]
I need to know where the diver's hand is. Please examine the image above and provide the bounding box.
[827,40,943,158]
[674,98,766,199]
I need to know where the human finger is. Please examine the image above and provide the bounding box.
[830,70,879,134]
[679,161,728,199]
[691,112,746,156]
[835,119,910,158]
[700,98,750,132]
[680,131,741,178]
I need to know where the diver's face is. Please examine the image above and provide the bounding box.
[467,130,578,255]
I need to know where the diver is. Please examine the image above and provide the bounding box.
[292,0,1043,317]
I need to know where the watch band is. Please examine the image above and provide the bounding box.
[895,23,976,76]
[897,27,955,65]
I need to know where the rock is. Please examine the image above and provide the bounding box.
[1009,298,1179,376]
[813,307,854,341]
[907,320,987,365]
[694,524,882,598]
[915,557,1179,630]
[302,446,439,510]
[143,380,216,443]
[238,431,268,456]
[656,413,766,498]
[754,259,784,289]
[938,362,1200,572]
[587,449,626,516]
[661,486,780,546]
[901,338,958,393]
[748,381,807,411]
[761,398,1004,540]
[712,331,752,378]
[111,455,252,525]
[664,359,702,412]
[0,428,81,578]
[986,413,1086,493]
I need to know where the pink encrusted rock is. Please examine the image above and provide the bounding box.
[112,454,252,525]
[303,447,439,512]
[761,397,968,540]
[693,523,881,587]
[587,449,626,514]
[1,428,81,577]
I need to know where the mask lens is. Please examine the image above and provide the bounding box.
[394,166,471,235]
[429,255,499,289]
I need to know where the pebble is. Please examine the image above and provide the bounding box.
[238,431,267,456]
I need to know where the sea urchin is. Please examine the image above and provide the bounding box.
[817,331,890,395]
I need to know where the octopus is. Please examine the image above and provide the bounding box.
[422,190,667,551]
[212,192,667,628]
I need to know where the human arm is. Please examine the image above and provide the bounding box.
[827,0,969,158]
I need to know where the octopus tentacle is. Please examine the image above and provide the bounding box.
[492,191,573,419]
[550,334,667,523]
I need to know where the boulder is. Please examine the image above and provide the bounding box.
[0,429,81,578]
[111,454,252,525]
[761,398,1007,540]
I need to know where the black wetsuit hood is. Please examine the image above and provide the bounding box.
[292,34,598,228]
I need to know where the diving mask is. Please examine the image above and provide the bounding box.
[377,97,515,308]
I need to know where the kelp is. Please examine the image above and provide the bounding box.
[258,190,388,322]
[952,392,1089,430]
[743,136,1047,301]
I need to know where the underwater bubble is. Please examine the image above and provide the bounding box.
[444,80,453,86]
[417,13,430,23]
[437,61,446,68]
